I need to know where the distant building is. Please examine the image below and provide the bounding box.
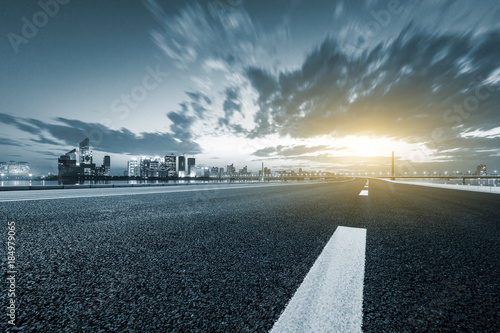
[187,157,196,177]
[238,165,249,175]
[475,164,487,176]
[103,155,111,176]
[127,159,139,177]
[196,166,210,177]
[126,154,198,179]
[58,138,110,181]
[226,164,236,176]
[259,167,271,177]
[58,149,80,181]
[178,156,186,177]
[139,156,166,178]
[164,154,177,177]
[95,155,111,177]
[150,158,161,177]
[139,157,152,178]
[2,161,30,176]
[211,167,219,176]
[79,138,92,164]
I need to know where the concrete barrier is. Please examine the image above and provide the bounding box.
[62,185,91,189]
[0,186,31,191]
[89,184,113,189]
[30,185,64,190]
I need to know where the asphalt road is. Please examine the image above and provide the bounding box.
[0,179,498,332]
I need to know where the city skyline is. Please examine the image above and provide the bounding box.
[1,0,500,175]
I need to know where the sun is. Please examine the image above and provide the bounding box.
[339,136,403,157]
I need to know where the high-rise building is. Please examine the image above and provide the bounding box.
[178,156,186,177]
[164,154,177,177]
[149,158,161,177]
[103,155,111,176]
[139,156,164,178]
[139,157,151,177]
[79,138,92,164]
[127,159,139,177]
[58,149,79,181]
[187,157,196,177]
[239,166,248,175]
[226,164,236,176]
[195,166,210,177]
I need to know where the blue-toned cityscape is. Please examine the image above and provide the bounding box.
[1,0,500,332]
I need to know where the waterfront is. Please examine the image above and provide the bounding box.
[2,177,499,188]
[0,179,263,187]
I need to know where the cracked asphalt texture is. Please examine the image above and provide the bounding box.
[0,179,498,332]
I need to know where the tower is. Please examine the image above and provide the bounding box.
[164,154,177,177]
[178,156,186,177]
[391,151,395,180]
[103,155,111,176]
[187,157,195,177]
[79,138,92,164]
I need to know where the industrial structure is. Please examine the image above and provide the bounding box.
[58,138,110,182]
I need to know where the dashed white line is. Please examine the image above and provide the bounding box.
[360,179,369,195]
[271,226,367,333]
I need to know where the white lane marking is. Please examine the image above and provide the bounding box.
[359,190,369,196]
[271,226,367,333]
[0,182,319,202]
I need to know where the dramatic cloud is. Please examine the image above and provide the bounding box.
[218,87,243,128]
[243,28,500,158]
[252,145,332,157]
[146,1,262,69]
[0,138,21,147]
[0,113,201,156]
[0,113,41,135]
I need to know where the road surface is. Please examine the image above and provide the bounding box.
[0,179,498,332]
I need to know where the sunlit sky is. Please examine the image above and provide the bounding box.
[1,0,500,175]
